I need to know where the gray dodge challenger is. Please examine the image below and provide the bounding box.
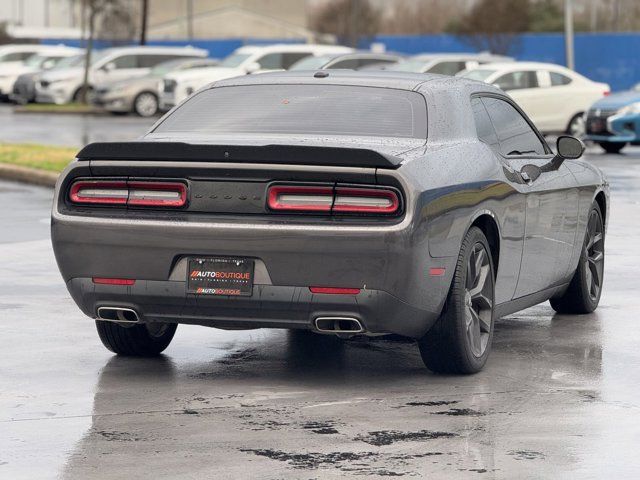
[51,71,608,374]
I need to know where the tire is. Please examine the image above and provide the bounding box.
[566,113,585,137]
[133,91,159,117]
[72,85,92,103]
[550,202,604,314]
[418,227,495,374]
[95,320,177,356]
[598,141,626,154]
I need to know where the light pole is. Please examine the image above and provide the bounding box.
[565,0,575,70]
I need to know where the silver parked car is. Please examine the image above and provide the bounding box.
[92,58,219,117]
[388,53,513,76]
[289,52,404,71]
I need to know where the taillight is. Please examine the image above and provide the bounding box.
[69,181,128,205]
[69,180,187,208]
[267,185,334,212]
[333,187,399,214]
[127,181,187,207]
[267,184,400,215]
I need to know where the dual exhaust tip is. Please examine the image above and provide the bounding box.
[97,309,364,334]
[314,316,364,334]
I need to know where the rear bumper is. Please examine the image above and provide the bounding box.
[66,278,440,337]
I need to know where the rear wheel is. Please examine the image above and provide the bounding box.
[133,92,159,117]
[418,227,495,374]
[567,113,586,137]
[96,321,177,356]
[550,202,604,314]
[598,141,626,154]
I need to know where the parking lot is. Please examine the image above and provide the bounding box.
[1,141,639,478]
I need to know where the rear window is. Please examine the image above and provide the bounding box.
[154,84,427,139]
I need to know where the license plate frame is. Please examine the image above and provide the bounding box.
[187,257,254,296]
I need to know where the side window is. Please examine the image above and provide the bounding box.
[138,54,181,68]
[550,71,572,86]
[281,53,311,69]
[330,58,359,69]
[256,53,283,70]
[427,61,466,76]
[471,98,499,147]
[493,71,538,91]
[1,51,35,62]
[481,97,546,156]
[358,58,397,68]
[112,55,138,69]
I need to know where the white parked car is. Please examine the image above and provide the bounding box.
[461,61,610,135]
[388,53,513,76]
[0,45,81,99]
[36,46,208,104]
[0,44,66,69]
[159,44,354,111]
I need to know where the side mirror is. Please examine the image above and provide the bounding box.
[245,61,260,74]
[538,135,586,175]
[42,59,56,70]
[103,62,116,72]
[556,135,585,159]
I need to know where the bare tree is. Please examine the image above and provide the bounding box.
[381,0,466,35]
[446,0,531,55]
[75,0,135,104]
[309,0,381,47]
[140,0,148,45]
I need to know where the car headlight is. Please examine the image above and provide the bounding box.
[617,102,640,115]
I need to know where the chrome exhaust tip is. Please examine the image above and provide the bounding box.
[314,317,364,334]
[96,307,140,323]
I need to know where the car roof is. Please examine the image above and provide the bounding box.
[99,45,208,56]
[411,53,513,61]
[234,44,354,55]
[213,69,500,95]
[474,61,572,72]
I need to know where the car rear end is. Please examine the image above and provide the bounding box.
[51,79,449,338]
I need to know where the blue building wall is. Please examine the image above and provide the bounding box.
[43,33,640,91]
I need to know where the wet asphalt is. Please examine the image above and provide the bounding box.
[0,104,155,147]
[1,119,640,478]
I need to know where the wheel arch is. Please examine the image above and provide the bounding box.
[594,190,607,228]
[469,211,500,278]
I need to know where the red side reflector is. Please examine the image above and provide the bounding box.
[333,187,399,214]
[603,91,610,96]
[429,267,446,276]
[92,277,136,285]
[309,287,361,295]
[268,185,333,212]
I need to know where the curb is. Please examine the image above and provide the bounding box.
[0,163,58,188]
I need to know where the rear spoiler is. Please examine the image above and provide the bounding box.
[76,142,402,169]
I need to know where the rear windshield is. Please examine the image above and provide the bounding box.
[154,84,427,139]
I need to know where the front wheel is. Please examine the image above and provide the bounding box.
[96,321,177,356]
[598,141,626,154]
[418,227,495,374]
[550,202,604,314]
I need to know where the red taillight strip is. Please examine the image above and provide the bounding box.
[127,181,187,207]
[69,180,187,208]
[267,184,401,215]
[69,181,128,205]
[310,287,361,295]
[333,187,399,214]
[92,277,136,285]
[268,185,334,212]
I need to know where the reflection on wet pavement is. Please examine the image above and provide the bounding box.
[1,147,640,478]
